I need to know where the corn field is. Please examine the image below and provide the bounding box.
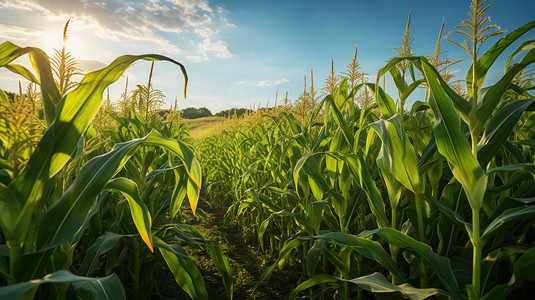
[1,1,535,299]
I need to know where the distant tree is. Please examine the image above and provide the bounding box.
[180,107,213,119]
[215,108,251,118]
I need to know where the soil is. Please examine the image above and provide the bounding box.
[168,198,298,300]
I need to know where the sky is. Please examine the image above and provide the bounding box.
[0,0,534,114]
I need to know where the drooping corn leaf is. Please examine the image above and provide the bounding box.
[154,236,208,300]
[359,227,460,297]
[35,130,199,251]
[4,51,188,244]
[289,273,450,300]
[0,270,125,300]
[105,178,153,252]
[420,60,487,210]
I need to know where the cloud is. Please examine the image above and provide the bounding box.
[0,24,42,41]
[186,55,206,62]
[199,38,231,58]
[236,81,247,85]
[2,0,222,53]
[257,78,289,87]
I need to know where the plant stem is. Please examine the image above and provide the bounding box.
[134,241,140,300]
[415,193,427,287]
[471,208,482,299]
[8,242,20,283]
[415,193,425,242]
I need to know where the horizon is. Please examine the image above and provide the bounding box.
[1,0,534,113]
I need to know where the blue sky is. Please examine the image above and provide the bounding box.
[1,0,534,113]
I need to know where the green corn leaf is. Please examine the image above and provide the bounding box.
[159,223,233,299]
[505,40,535,71]
[466,20,535,97]
[487,163,535,176]
[79,232,131,276]
[388,65,409,95]
[306,239,327,276]
[324,94,354,148]
[480,206,535,246]
[473,48,535,136]
[377,149,403,210]
[308,232,407,282]
[0,270,125,300]
[370,117,423,195]
[307,200,325,235]
[478,98,535,167]
[4,52,188,244]
[0,42,61,125]
[201,240,234,300]
[359,228,460,297]
[258,215,273,251]
[35,130,198,251]
[169,167,188,219]
[35,137,147,250]
[382,56,470,119]
[105,178,153,252]
[254,239,306,290]
[154,236,208,300]
[366,83,396,119]
[421,60,487,210]
[143,131,201,214]
[289,273,451,300]
[481,247,535,300]
[4,64,38,83]
[324,152,390,228]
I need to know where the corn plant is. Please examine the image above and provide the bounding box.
[0,41,232,300]
[197,3,535,298]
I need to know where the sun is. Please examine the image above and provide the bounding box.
[40,26,83,59]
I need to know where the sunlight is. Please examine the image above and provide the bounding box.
[40,29,83,59]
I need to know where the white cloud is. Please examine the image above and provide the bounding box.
[186,55,206,62]
[0,24,42,41]
[257,78,289,87]
[236,81,247,85]
[199,38,231,58]
[197,2,212,12]
[2,0,215,48]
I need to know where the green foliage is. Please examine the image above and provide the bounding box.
[0,41,232,300]
[181,107,213,119]
[197,7,535,300]
[215,108,251,118]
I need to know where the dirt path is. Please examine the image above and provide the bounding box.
[181,199,296,299]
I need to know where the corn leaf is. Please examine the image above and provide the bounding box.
[0,270,125,300]
[478,98,535,167]
[481,247,535,300]
[473,48,535,135]
[105,178,153,252]
[36,130,198,251]
[421,60,487,210]
[289,273,450,300]
[154,236,208,300]
[466,20,535,97]
[480,205,535,246]
[79,232,131,276]
[359,228,460,297]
